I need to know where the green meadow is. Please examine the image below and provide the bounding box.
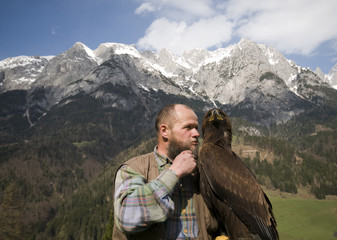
[270,195,337,240]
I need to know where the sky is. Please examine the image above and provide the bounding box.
[1,0,337,74]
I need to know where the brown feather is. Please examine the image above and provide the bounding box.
[198,109,278,240]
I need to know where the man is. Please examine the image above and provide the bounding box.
[113,104,218,239]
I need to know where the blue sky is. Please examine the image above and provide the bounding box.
[1,0,337,73]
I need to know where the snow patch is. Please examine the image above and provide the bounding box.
[75,42,103,65]
[288,74,297,82]
[204,47,233,65]
[210,99,217,108]
[138,84,150,92]
[189,86,195,94]
[17,76,35,83]
[114,46,141,59]
[0,56,42,68]
[0,55,54,69]
[146,61,178,78]
[264,48,279,65]
[43,56,55,61]
[83,44,102,64]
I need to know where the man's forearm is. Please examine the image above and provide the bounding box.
[114,166,179,233]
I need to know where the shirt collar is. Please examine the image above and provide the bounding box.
[154,146,172,167]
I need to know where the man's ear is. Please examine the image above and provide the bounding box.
[159,123,170,140]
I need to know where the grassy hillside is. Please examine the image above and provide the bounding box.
[269,193,337,240]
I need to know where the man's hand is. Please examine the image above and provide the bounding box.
[169,150,197,178]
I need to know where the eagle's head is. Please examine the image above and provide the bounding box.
[202,108,232,146]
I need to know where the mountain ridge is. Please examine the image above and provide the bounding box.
[1,39,337,129]
[1,39,337,91]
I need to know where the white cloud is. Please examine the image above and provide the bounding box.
[161,0,215,18]
[135,0,215,20]
[135,2,155,15]
[135,0,337,56]
[227,0,337,55]
[137,16,233,55]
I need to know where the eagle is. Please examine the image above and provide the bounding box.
[198,108,279,240]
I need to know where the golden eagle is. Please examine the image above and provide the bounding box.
[198,109,278,240]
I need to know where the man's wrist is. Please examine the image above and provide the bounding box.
[158,169,179,193]
[168,168,178,177]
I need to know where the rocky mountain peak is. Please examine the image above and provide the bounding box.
[56,42,98,63]
[327,63,337,88]
[182,48,211,68]
[315,67,328,82]
[238,38,258,49]
[95,42,141,60]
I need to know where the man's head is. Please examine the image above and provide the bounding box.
[156,104,200,160]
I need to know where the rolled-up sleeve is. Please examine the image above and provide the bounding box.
[114,165,179,233]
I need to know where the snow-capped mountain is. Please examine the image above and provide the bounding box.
[0,55,53,92]
[1,39,336,95]
[0,39,336,126]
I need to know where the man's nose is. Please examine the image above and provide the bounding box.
[192,128,200,138]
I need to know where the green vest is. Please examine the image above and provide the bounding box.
[112,152,218,240]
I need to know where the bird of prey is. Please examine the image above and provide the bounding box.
[198,108,278,240]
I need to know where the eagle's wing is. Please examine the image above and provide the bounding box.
[199,142,278,240]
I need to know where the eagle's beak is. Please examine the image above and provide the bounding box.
[209,109,223,121]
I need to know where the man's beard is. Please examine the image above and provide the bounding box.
[167,136,199,160]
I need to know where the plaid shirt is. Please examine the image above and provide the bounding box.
[114,147,199,239]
